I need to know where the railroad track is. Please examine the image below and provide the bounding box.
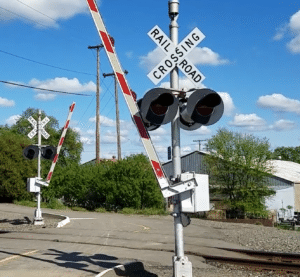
[188,248,300,274]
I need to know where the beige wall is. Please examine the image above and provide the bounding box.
[294,183,300,212]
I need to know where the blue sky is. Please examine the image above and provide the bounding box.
[0,0,300,164]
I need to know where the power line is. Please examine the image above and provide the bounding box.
[0,49,95,76]
[0,80,92,96]
[15,0,57,23]
[0,5,53,29]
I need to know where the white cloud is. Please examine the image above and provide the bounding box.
[219,92,235,116]
[80,136,94,145]
[73,127,82,134]
[290,10,300,31]
[150,127,169,136]
[86,129,95,136]
[183,126,212,136]
[139,47,165,72]
[29,77,96,93]
[270,119,296,131]
[187,47,229,65]
[274,10,300,53]
[257,93,300,114]
[90,115,115,127]
[102,135,126,144]
[5,115,21,125]
[0,0,91,28]
[181,146,192,156]
[288,35,300,53]
[139,46,229,73]
[0,97,15,107]
[229,113,268,131]
[34,93,56,101]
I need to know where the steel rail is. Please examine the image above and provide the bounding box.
[217,247,300,264]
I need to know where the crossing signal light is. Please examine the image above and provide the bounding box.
[138,88,179,131]
[41,146,57,160]
[180,88,224,131]
[23,145,39,160]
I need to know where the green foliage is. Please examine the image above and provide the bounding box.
[0,107,83,203]
[10,107,83,174]
[42,154,164,211]
[47,198,67,210]
[272,146,300,163]
[204,128,275,216]
[14,200,48,208]
[0,129,35,202]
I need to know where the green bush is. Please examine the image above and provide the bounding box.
[47,198,66,210]
[43,154,165,211]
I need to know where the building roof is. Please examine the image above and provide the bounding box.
[268,160,300,184]
[164,151,300,184]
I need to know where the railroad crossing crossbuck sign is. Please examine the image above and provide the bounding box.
[28,116,50,139]
[147,25,206,86]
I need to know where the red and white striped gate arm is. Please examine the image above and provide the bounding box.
[86,0,171,197]
[46,102,76,183]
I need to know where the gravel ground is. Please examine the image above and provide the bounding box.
[0,211,61,231]
[1,210,300,276]
[196,219,300,253]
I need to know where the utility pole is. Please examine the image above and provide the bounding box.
[193,139,207,152]
[103,70,128,160]
[88,44,103,163]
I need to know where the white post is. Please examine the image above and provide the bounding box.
[34,109,44,225]
[169,1,192,276]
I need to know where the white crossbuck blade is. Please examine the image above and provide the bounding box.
[86,0,198,198]
[147,25,206,86]
[27,116,50,139]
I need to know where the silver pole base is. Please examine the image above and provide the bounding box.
[34,209,44,225]
[173,256,192,277]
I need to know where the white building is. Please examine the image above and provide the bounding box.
[163,151,300,219]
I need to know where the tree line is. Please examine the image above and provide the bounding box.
[0,108,298,215]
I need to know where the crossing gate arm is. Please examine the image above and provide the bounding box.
[86,0,182,197]
[46,102,76,183]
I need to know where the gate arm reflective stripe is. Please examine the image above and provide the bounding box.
[85,0,176,197]
[46,102,75,183]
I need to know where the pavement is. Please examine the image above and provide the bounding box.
[0,203,249,276]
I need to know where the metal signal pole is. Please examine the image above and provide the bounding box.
[169,1,192,276]
[103,70,128,160]
[34,109,44,225]
[88,44,103,163]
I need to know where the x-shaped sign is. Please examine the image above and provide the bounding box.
[27,116,50,139]
[147,25,206,87]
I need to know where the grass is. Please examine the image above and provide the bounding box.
[13,200,169,216]
[120,207,168,216]
[14,199,66,210]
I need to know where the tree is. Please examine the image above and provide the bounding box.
[204,128,275,217]
[272,146,300,164]
[0,107,83,202]
[10,108,83,174]
[0,129,36,202]
[42,154,164,210]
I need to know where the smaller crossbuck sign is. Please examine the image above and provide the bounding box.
[147,25,206,86]
[27,116,50,139]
